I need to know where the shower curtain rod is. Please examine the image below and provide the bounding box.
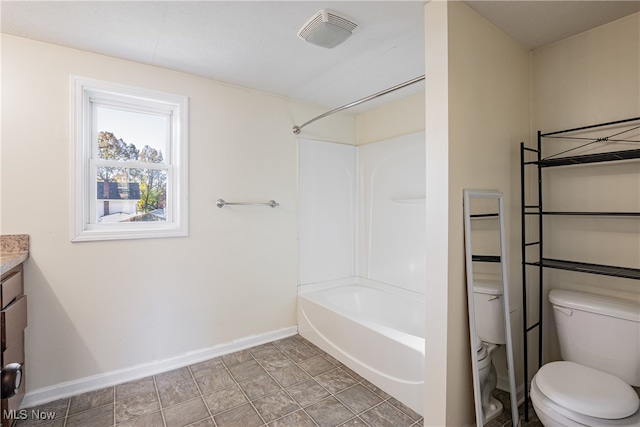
[292,75,425,135]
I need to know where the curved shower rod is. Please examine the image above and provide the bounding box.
[292,75,425,135]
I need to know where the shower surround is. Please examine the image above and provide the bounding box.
[297,132,426,414]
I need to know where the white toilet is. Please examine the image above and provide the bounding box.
[531,289,640,426]
[473,279,507,422]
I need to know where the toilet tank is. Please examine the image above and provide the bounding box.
[549,289,640,386]
[473,279,506,345]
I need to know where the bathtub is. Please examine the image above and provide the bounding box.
[297,279,425,415]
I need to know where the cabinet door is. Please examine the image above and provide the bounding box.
[1,332,24,367]
[1,296,27,352]
[0,270,22,310]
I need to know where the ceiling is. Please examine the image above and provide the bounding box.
[1,1,639,113]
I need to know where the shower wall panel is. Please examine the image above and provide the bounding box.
[298,133,426,295]
[298,140,356,285]
[358,132,426,294]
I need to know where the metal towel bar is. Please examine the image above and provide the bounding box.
[216,199,279,208]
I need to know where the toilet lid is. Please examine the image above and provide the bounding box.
[536,361,640,419]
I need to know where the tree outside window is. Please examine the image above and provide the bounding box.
[96,130,167,222]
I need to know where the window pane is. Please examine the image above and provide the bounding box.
[96,167,167,223]
[96,106,168,164]
[71,76,187,241]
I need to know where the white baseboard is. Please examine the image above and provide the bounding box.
[497,380,527,405]
[21,326,298,408]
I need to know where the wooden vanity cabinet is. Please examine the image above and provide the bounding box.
[1,265,27,427]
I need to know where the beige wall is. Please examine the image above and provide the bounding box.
[356,92,425,145]
[0,34,355,395]
[3,5,638,422]
[531,13,640,364]
[424,1,451,425]
[425,2,531,425]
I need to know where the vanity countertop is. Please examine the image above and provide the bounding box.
[1,234,29,276]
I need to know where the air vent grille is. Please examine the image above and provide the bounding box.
[297,9,358,47]
[299,14,324,40]
[327,12,357,32]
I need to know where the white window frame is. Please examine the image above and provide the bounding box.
[70,76,188,241]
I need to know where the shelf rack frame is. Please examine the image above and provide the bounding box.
[519,116,640,421]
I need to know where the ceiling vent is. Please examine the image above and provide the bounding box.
[298,9,358,49]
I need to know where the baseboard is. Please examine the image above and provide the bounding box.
[497,381,527,405]
[515,382,526,405]
[21,326,298,408]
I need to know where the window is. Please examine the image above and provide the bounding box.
[71,76,188,241]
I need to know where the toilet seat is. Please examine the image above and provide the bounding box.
[531,363,640,427]
[537,362,639,419]
[476,339,490,370]
[476,338,487,358]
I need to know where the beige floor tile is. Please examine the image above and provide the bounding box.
[15,335,542,427]
[213,403,264,427]
[163,397,210,427]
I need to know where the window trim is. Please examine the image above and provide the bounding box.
[70,76,188,242]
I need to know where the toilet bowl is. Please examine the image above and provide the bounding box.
[473,280,506,424]
[476,339,502,422]
[476,338,490,371]
[530,362,640,427]
[531,290,640,427]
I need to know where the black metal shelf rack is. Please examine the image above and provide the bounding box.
[470,213,501,263]
[519,116,640,421]
[472,255,501,263]
[526,259,640,280]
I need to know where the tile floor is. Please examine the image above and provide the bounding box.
[14,334,545,427]
[486,389,542,427]
[15,335,425,427]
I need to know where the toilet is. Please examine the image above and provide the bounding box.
[473,279,506,422]
[476,337,501,420]
[531,289,640,427]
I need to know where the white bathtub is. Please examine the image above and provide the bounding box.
[297,279,425,415]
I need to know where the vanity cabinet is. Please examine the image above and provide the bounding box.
[1,264,27,427]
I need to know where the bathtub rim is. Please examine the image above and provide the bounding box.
[298,277,425,353]
[298,276,425,303]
